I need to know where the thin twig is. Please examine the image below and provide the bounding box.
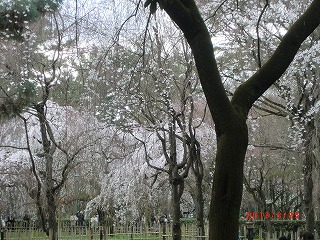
[256,0,269,68]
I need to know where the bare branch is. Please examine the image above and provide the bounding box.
[256,0,269,68]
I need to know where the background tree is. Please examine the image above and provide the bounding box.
[243,114,302,236]
[0,3,102,240]
[84,15,215,238]
[0,0,62,41]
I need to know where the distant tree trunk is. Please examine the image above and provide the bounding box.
[47,191,58,240]
[97,207,107,240]
[170,173,183,240]
[44,133,58,240]
[36,103,59,240]
[194,176,205,237]
[190,139,205,237]
[244,168,273,236]
[303,121,316,232]
[304,150,315,233]
[21,115,48,235]
[151,117,191,240]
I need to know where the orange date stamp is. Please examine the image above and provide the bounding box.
[245,211,300,220]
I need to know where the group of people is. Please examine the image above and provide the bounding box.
[0,213,30,229]
[70,211,85,227]
[279,231,314,240]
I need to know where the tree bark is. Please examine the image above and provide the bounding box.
[190,139,205,237]
[170,176,183,240]
[194,175,205,237]
[304,122,316,232]
[36,104,59,240]
[209,118,248,239]
[47,190,58,240]
[97,207,108,240]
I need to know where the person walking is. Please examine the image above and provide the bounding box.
[76,211,85,226]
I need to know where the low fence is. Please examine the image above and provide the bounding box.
[240,220,320,240]
[1,221,208,240]
[1,220,320,240]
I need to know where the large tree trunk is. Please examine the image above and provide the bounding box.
[209,118,248,240]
